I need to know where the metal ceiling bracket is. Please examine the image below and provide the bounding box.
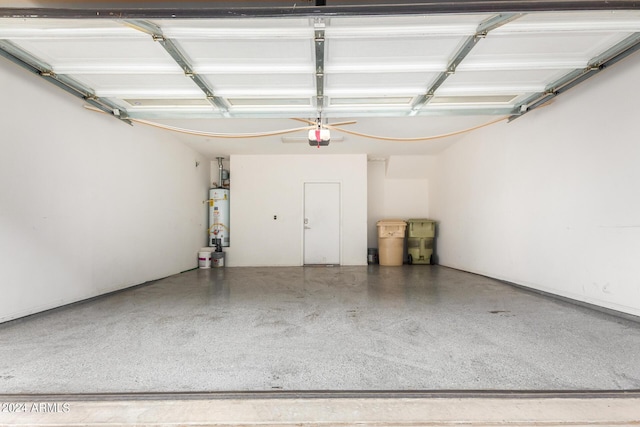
[0,39,131,124]
[410,12,522,115]
[476,12,524,34]
[314,18,326,114]
[509,32,640,121]
[124,19,230,116]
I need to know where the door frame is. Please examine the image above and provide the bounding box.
[301,181,342,266]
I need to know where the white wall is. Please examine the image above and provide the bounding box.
[367,156,434,248]
[226,154,367,266]
[0,59,210,322]
[431,53,640,317]
[367,160,386,248]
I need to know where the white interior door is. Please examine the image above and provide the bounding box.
[304,182,340,265]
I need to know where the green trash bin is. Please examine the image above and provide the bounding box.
[406,219,436,265]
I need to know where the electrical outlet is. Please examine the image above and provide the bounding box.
[273,215,277,220]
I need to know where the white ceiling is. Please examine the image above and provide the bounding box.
[1,5,639,157]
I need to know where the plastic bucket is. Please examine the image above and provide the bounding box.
[198,250,212,269]
[212,251,225,268]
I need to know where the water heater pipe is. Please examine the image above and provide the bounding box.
[216,156,224,189]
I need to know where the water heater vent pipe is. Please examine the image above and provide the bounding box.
[216,156,224,189]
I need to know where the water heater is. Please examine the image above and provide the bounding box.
[209,188,230,248]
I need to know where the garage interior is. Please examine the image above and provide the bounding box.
[1,0,640,424]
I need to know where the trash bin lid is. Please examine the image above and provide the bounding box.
[376,219,407,226]
[406,218,436,223]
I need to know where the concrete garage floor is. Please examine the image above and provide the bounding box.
[1,266,639,393]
